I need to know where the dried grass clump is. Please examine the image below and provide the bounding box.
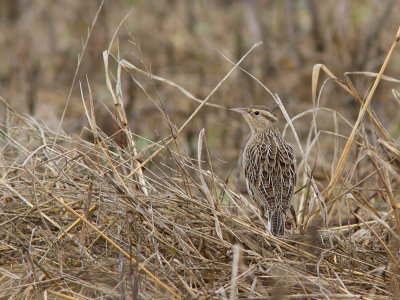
[1,29,400,300]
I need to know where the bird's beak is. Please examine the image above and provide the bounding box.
[229,107,248,114]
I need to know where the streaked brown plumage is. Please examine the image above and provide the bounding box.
[231,105,296,236]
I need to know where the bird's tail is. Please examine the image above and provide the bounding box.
[269,209,286,237]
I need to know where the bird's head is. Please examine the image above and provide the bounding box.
[230,105,278,134]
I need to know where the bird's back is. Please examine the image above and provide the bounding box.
[243,128,296,235]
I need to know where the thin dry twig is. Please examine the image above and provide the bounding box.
[324,26,400,200]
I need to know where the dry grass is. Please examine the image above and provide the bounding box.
[1,10,400,300]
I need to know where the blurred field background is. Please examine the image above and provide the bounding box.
[2,0,400,168]
[1,0,400,299]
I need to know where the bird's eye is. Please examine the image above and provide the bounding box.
[254,111,260,116]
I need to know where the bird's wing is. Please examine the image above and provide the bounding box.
[277,138,296,203]
[245,133,296,211]
[244,140,270,209]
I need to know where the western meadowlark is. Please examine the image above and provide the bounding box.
[231,105,296,236]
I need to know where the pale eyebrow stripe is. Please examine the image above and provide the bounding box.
[263,111,277,121]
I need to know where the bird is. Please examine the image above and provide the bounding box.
[231,105,296,236]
